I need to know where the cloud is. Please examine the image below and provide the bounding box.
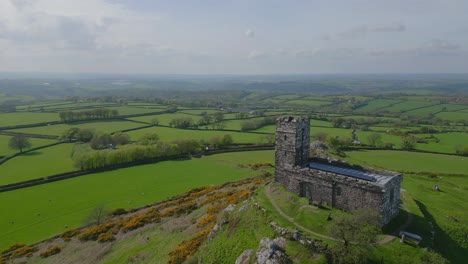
[0,0,161,53]
[295,48,363,59]
[244,29,255,38]
[339,24,406,38]
[370,40,463,57]
[248,50,267,59]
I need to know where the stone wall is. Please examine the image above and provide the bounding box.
[277,165,402,225]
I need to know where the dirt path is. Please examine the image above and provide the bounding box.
[264,183,412,245]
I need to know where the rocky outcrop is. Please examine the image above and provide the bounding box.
[254,237,291,264]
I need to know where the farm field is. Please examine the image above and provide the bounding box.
[0,150,274,249]
[406,104,467,116]
[356,99,404,112]
[127,112,200,126]
[6,120,145,136]
[435,111,468,121]
[380,100,436,113]
[0,143,75,185]
[416,132,468,153]
[125,126,265,143]
[344,150,468,175]
[285,99,330,106]
[0,136,56,157]
[0,112,59,127]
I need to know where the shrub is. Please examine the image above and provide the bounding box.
[9,245,37,259]
[97,232,115,243]
[60,229,81,241]
[197,214,216,228]
[39,245,61,258]
[167,224,215,264]
[110,208,128,216]
[1,243,26,255]
[78,223,114,241]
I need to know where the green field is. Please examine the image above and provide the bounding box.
[0,143,75,185]
[285,99,330,106]
[0,136,57,157]
[127,112,200,126]
[406,104,467,116]
[344,150,468,175]
[435,111,468,121]
[356,99,403,112]
[380,100,437,113]
[416,133,468,153]
[0,150,274,249]
[0,112,59,127]
[6,120,145,136]
[126,126,265,143]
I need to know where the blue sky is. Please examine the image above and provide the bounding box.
[0,0,467,74]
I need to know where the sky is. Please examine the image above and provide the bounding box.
[0,0,467,75]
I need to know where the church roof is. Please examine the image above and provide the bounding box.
[308,161,400,186]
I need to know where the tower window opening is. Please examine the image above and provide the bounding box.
[284,135,287,141]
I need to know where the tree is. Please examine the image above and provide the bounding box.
[8,135,32,153]
[111,132,130,145]
[151,118,160,126]
[327,209,380,264]
[213,112,224,122]
[83,204,109,225]
[90,133,112,149]
[367,133,382,147]
[401,136,416,150]
[138,133,160,145]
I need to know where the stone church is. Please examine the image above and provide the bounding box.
[274,116,402,225]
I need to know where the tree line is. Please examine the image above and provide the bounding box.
[59,108,119,122]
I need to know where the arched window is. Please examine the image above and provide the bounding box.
[284,134,287,141]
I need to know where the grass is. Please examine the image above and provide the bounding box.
[435,111,468,121]
[0,143,75,185]
[0,150,274,250]
[125,126,265,143]
[285,100,330,106]
[6,120,145,136]
[416,132,468,153]
[381,100,437,113]
[0,112,59,127]
[344,150,468,175]
[0,136,57,157]
[127,113,201,125]
[356,99,404,112]
[406,104,467,116]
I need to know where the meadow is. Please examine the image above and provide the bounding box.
[0,143,75,185]
[344,150,468,175]
[6,120,145,137]
[0,136,56,157]
[0,150,274,250]
[0,112,59,127]
[125,126,265,143]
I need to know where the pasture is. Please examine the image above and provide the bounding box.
[0,112,59,127]
[0,143,75,185]
[125,126,265,143]
[0,136,56,157]
[6,120,145,136]
[344,150,468,175]
[0,150,274,250]
[127,113,200,126]
[356,99,403,112]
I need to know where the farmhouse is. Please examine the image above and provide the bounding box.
[274,116,402,225]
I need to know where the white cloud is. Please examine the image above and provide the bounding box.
[339,23,406,38]
[245,28,255,38]
[248,50,267,59]
[370,40,463,57]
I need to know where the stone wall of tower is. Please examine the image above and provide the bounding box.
[275,116,310,182]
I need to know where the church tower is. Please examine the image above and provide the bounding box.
[275,116,310,171]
